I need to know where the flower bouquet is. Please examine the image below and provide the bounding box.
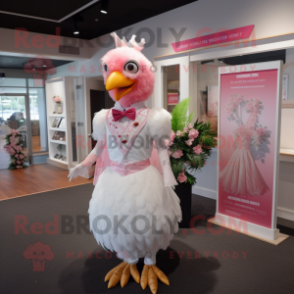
[4,129,27,169]
[169,97,216,185]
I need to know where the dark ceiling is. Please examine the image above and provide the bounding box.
[0,0,198,40]
[0,56,72,70]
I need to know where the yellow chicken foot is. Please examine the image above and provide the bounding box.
[140,264,170,294]
[105,262,140,288]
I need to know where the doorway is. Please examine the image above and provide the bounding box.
[0,93,48,169]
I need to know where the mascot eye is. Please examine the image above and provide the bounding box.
[124,61,138,73]
[103,64,108,72]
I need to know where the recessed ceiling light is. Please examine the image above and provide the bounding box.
[95,18,99,22]
[72,18,80,35]
[100,0,109,14]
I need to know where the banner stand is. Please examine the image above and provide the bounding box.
[215,61,289,245]
[208,215,289,246]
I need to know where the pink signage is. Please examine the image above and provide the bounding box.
[172,25,254,52]
[218,68,279,228]
[167,93,178,104]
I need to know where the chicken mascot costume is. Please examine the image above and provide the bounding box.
[69,32,182,294]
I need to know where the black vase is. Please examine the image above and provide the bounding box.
[174,183,192,228]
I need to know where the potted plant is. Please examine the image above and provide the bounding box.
[169,98,216,228]
[4,129,27,169]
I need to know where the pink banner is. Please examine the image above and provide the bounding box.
[172,25,254,52]
[218,68,278,228]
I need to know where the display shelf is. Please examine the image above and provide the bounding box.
[50,139,67,145]
[49,157,68,164]
[47,158,68,170]
[49,114,65,118]
[280,149,294,163]
[280,149,294,156]
[45,77,75,170]
[49,127,66,131]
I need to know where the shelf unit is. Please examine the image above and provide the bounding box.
[45,77,75,170]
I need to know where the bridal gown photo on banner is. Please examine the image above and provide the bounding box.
[219,95,269,197]
[217,66,280,229]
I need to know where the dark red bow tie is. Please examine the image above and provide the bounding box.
[112,108,136,121]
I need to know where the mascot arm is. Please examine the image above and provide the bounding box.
[68,110,108,181]
[148,108,177,187]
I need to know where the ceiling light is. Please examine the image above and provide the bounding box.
[100,0,109,14]
[95,18,99,22]
[72,17,80,35]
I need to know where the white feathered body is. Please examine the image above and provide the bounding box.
[88,103,181,261]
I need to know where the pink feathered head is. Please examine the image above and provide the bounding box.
[101,32,155,108]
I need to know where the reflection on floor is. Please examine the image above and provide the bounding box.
[0,164,93,200]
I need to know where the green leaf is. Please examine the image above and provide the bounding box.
[186,172,196,185]
[171,97,191,132]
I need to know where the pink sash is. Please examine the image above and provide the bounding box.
[110,158,150,176]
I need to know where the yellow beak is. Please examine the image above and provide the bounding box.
[106,71,136,101]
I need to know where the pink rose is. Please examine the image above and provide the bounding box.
[185,139,193,146]
[177,171,187,183]
[10,149,16,156]
[193,145,202,155]
[183,127,188,133]
[176,130,183,137]
[189,129,199,139]
[19,154,24,159]
[14,154,19,158]
[188,123,193,129]
[168,150,172,156]
[18,146,22,152]
[16,161,21,165]
[172,149,183,159]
